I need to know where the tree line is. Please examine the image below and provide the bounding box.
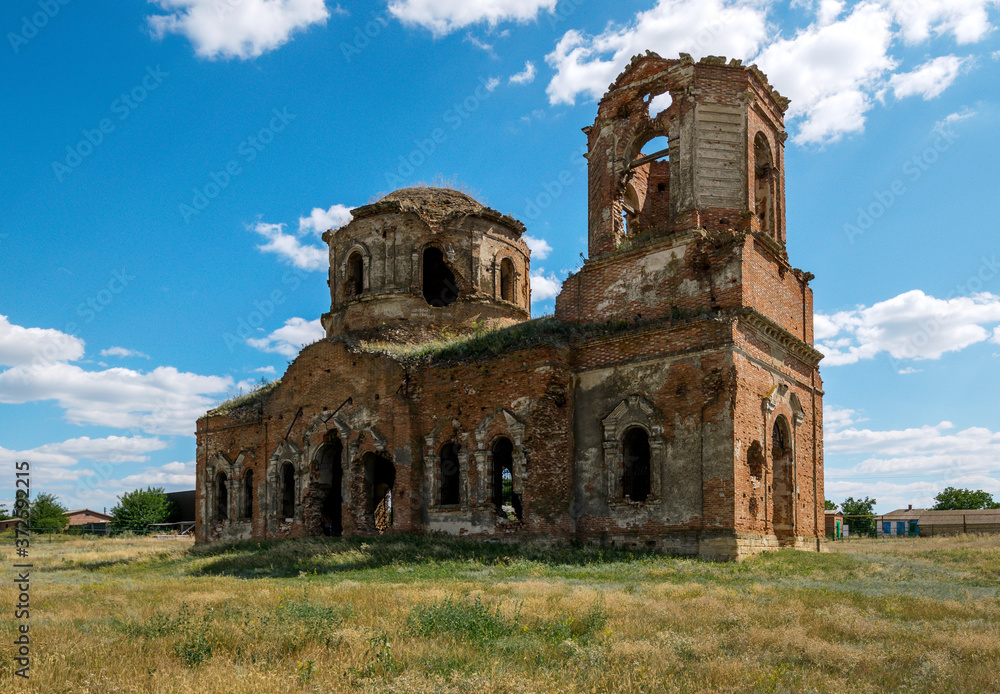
[0,487,176,533]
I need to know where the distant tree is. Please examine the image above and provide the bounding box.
[0,502,10,520]
[841,496,877,536]
[824,499,838,511]
[110,487,173,533]
[29,493,69,530]
[932,487,1000,511]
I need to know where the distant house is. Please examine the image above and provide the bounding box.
[66,509,113,532]
[0,517,23,532]
[882,507,1000,537]
[825,510,843,539]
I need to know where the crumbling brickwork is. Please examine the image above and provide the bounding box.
[196,53,824,560]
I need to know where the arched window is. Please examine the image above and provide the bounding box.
[216,471,228,521]
[318,439,343,537]
[754,133,775,239]
[242,469,253,519]
[422,247,458,307]
[492,437,522,521]
[772,416,794,538]
[500,258,515,303]
[347,252,364,297]
[281,463,295,520]
[439,443,460,505]
[622,427,651,502]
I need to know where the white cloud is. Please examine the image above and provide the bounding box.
[935,108,977,132]
[754,2,897,145]
[485,76,501,92]
[545,0,767,106]
[100,347,150,359]
[817,0,845,25]
[388,0,557,37]
[827,420,1000,478]
[522,233,552,259]
[530,270,561,301]
[298,204,354,235]
[114,461,197,489]
[815,290,1000,365]
[0,315,84,368]
[464,33,496,54]
[886,0,1000,45]
[824,404,865,430]
[247,317,325,357]
[0,362,233,435]
[253,365,277,374]
[994,50,1000,59]
[147,0,330,60]
[253,222,328,271]
[0,436,168,469]
[509,60,537,85]
[888,55,970,100]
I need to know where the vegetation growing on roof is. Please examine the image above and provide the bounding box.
[208,379,281,418]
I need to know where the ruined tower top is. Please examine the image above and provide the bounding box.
[584,52,790,259]
[320,187,531,341]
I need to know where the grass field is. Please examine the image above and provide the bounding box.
[1,533,998,693]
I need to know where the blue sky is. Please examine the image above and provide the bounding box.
[1,0,999,516]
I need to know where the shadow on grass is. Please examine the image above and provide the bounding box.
[189,533,653,579]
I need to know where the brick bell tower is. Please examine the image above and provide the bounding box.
[557,53,825,559]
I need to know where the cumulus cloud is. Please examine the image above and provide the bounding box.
[0,436,168,469]
[147,0,330,60]
[886,0,1000,44]
[754,1,897,145]
[815,290,1000,366]
[522,233,552,259]
[545,0,768,106]
[530,270,562,301]
[252,222,328,271]
[100,347,149,359]
[114,460,197,489]
[935,108,978,132]
[0,315,84,368]
[388,0,557,36]
[298,204,354,235]
[888,55,970,100]
[0,316,234,435]
[253,365,277,374]
[824,404,866,430]
[247,317,325,357]
[509,60,537,85]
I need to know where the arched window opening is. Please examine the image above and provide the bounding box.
[216,472,228,521]
[364,453,396,534]
[499,258,515,303]
[772,416,794,539]
[754,133,775,239]
[422,247,459,307]
[439,443,461,505]
[281,463,295,521]
[318,439,343,536]
[242,469,254,519]
[346,252,364,298]
[492,437,521,521]
[621,135,670,240]
[622,427,651,502]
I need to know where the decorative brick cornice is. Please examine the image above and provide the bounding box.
[736,309,824,366]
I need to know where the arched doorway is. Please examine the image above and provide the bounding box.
[316,438,343,536]
[771,417,794,541]
[492,437,521,521]
[363,452,396,534]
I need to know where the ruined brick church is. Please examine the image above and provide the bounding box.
[196,53,825,560]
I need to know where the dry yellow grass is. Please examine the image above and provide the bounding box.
[1,533,998,693]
